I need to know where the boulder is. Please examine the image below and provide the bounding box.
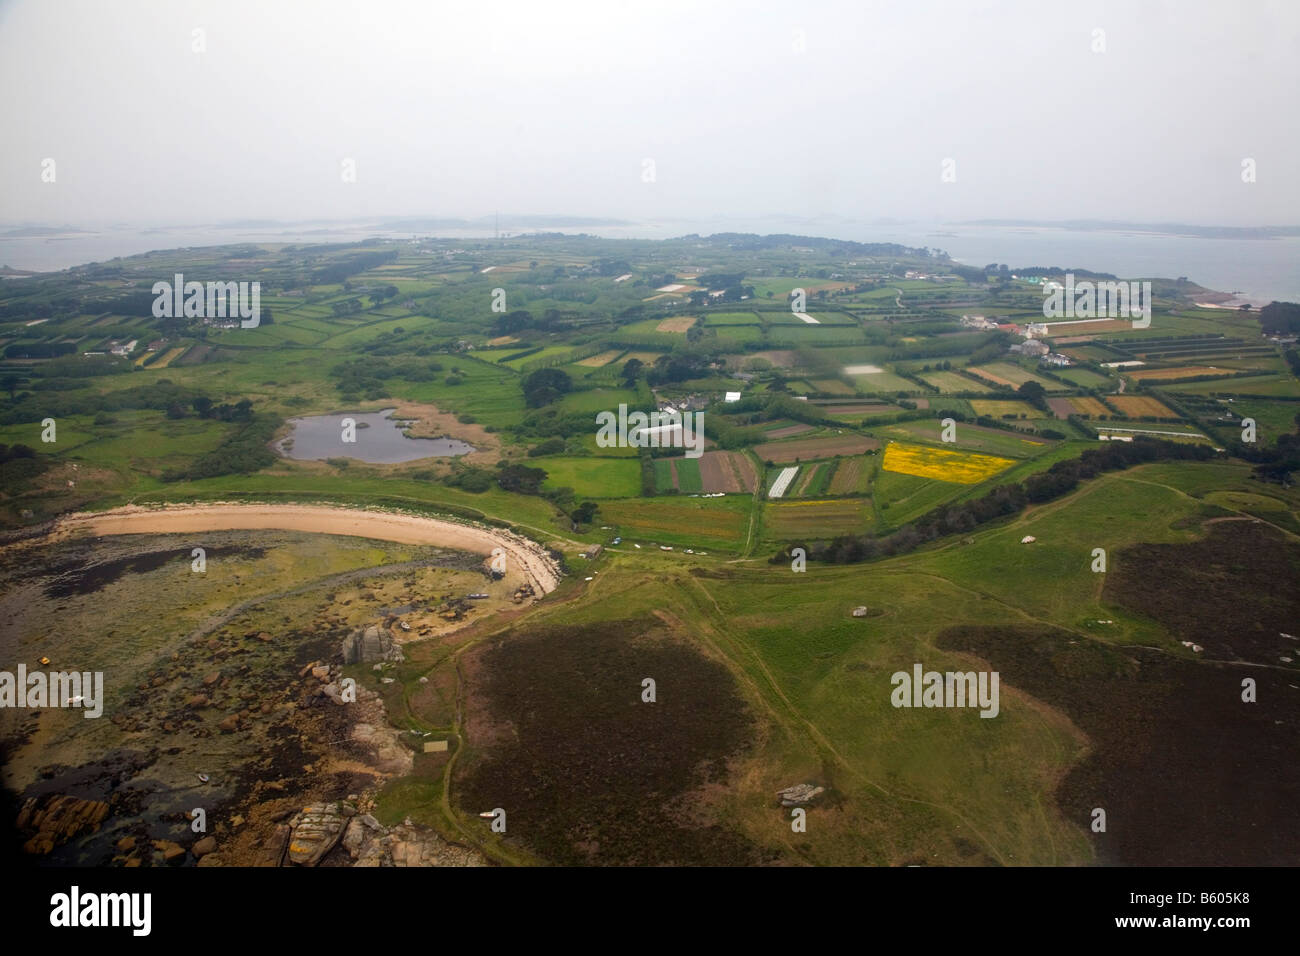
[775,783,825,807]
[341,624,404,665]
[287,805,347,866]
[192,836,217,857]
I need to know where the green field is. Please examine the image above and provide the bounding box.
[4,232,1298,871]
[540,456,642,498]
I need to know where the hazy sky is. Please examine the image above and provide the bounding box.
[2,0,1297,228]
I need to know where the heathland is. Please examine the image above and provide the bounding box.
[2,235,1297,866]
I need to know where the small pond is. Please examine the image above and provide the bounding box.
[275,408,475,463]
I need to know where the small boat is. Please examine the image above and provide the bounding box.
[197,773,210,783]
[38,657,50,666]
[398,621,411,631]
[478,811,496,819]
[466,593,489,600]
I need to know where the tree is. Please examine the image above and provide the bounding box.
[621,358,644,386]
[572,501,599,526]
[1017,380,1048,411]
[1,373,20,400]
[522,367,572,408]
[497,463,547,494]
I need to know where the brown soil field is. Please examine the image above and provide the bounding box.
[1046,397,1076,419]
[697,450,756,493]
[938,620,1299,866]
[765,424,815,439]
[828,456,867,494]
[655,316,697,333]
[754,435,879,463]
[1107,395,1177,417]
[456,618,765,865]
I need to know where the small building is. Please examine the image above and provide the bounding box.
[1011,339,1049,357]
[851,606,869,617]
[724,391,741,402]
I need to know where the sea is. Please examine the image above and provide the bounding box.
[2,218,1297,304]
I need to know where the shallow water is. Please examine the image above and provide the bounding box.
[275,408,474,463]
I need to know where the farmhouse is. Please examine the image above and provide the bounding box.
[1042,352,1072,366]
[1010,339,1048,357]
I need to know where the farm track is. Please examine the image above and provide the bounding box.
[682,574,1011,865]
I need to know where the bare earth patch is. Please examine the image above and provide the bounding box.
[655,316,697,333]
[386,400,500,464]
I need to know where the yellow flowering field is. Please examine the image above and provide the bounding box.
[881,441,1015,484]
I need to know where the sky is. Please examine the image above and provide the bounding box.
[1,0,1297,229]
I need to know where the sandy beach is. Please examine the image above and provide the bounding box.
[44,503,562,595]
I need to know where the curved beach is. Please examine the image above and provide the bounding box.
[44,503,562,595]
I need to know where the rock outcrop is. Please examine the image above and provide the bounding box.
[284,802,488,867]
[16,794,111,855]
[341,624,404,665]
[286,804,351,866]
[775,783,825,807]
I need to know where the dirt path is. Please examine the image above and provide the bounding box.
[39,503,563,595]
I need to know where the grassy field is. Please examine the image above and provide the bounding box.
[919,370,991,393]
[541,456,642,498]
[6,236,1298,870]
[969,399,1039,418]
[763,498,874,539]
[594,496,752,550]
[881,420,1049,459]
[971,362,1067,391]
